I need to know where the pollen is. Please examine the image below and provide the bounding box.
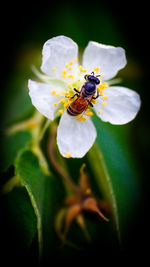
[65,63,69,68]
[68,98,73,104]
[103,95,108,100]
[84,110,93,116]
[58,109,64,115]
[59,99,67,104]
[97,83,108,91]
[101,102,106,107]
[62,70,67,78]
[51,90,56,95]
[65,92,70,97]
[54,103,58,107]
[55,93,61,97]
[68,74,74,79]
[59,91,66,96]
[68,67,73,71]
[64,103,69,109]
[59,99,68,108]
[91,99,97,104]
[67,83,71,89]
[77,116,87,122]
[51,67,57,71]
[98,109,102,114]
[69,60,74,65]
[94,67,100,72]
[79,65,87,72]
[97,88,103,96]
[65,152,72,158]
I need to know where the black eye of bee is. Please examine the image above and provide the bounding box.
[87,75,100,84]
[84,73,100,85]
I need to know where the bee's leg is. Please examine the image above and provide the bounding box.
[87,100,93,107]
[70,93,79,100]
[68,88,80,100]
[65,92,79,100]
[73,88,80,94]
[92,92,99,99]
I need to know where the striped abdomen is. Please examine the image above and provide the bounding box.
[67,97,88,116]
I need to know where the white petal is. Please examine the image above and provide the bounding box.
[57,111,97,158]
[82,42,127,80]
[28,79,64,120]
[94,86,141,125]
[41,35,78,79]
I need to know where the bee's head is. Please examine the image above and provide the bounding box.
[84,72,100,85]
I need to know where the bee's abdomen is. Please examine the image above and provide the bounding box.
[67,97,88,116]
[67,105,81,116]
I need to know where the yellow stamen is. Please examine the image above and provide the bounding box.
[55,93,61,97]
[67,83,71,89]
[64,103,69,109]
[77,116,87,122]
[103,95,108,100]
[51,67,56,71]
[97,82,108,91]
[101,102,106,107]
[84,110,93,116]
[69,61,73,65]
[62,70,67,78]
[59,99,67,104]
[79,65,87,72]
[94,67,100,72]
[51,90,56,95]
[65,92,70,97]
[54,103,58,107]
[68,67,73,71]
[91,99,97,104]
[98,109,102,114]
[59,99,69,109]
[75,57,78,62]
[68,74,74,79]
[68,98,73,104]
[59,91,66,96]
[58,109,64,115]
[65,63,69,68]
[65,152,72,158]
[97,88,103,96]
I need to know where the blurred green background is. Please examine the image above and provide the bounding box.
[0,0,149,265]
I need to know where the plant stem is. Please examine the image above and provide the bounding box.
[48,126,82,195]
[38,119,51,142]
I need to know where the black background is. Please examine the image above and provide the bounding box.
[0,0,150,265]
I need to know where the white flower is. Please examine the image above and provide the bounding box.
[28,35,141,158]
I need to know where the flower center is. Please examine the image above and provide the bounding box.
[51,59,108,120]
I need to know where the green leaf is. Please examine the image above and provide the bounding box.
[88,115,140,241]
[0,130,32,172]
[15,149,64,259]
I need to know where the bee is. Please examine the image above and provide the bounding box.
[67,72,100,116]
